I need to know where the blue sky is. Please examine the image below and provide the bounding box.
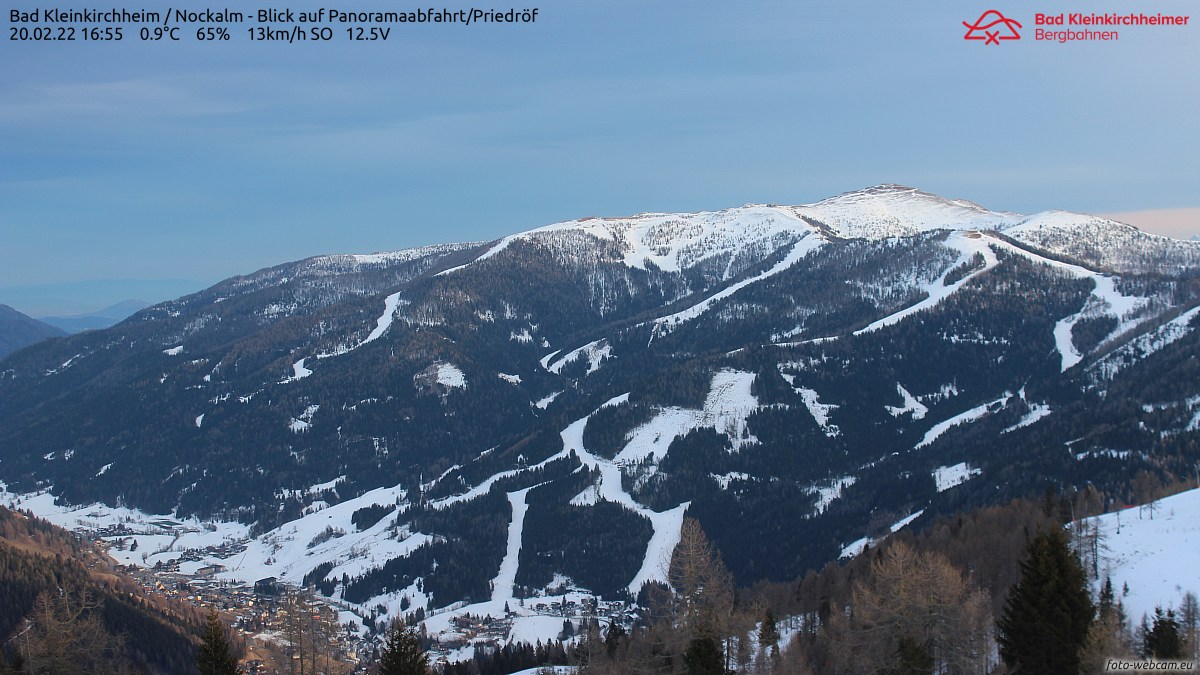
[2,0,1197,314]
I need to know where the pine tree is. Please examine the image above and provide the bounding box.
[378,620,431,675]
[1145,607,1184,660]
[759,608,779,654]
[683,636,724,675]
[997,528,1094,674]
[891,636,934,675]
[197,609,240,675]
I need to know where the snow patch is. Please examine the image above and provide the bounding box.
[810,476,856,514]
[280,358,312,384]
[932,463,980,492]
[316,291,404,359]
[648,235,824,337]
[915,392,1011,449]
[289,404,319,433]
[614,370,760,464]
[886,383,928,420]
[436,363,467,389]
[1003,403,1052,433]
[795,387,840,437]
[535,392,562,410]
[1087,306,1200,382]
[855,232,998,335]
[163,345,183,356]
[546,339,612,376]
[710,472,752,490]
[491,488,534,604]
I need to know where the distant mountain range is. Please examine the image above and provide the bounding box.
[38,299,151,333]
[1,184,1198,634]
[0,304,66,360]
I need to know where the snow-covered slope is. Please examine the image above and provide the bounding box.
[792,185,1024,239]
[1081,488,1200,624]
[435,184,1199,280]
[4,183,1200,658]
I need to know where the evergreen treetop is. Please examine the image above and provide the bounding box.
[997,528,1094,674]
[197,609,240,675]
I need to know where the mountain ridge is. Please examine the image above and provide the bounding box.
[1,185,1198,648]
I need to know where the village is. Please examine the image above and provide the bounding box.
[80,519,638,673]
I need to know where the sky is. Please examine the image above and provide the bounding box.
[2,0,1198,315]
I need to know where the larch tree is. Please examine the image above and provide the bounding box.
[825,541,992,674]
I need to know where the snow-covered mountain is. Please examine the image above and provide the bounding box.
[1,185,1199,647]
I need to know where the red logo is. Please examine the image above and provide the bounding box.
[963,10,1022,44]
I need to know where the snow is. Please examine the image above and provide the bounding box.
[538,349,562,370]
[554,404,691,594]
[535,392,562,410]
[508,667,577,675]
[194,414,204,428]
[315,291,404,359]
[436,362,467,389]
[1081,488,1200,625]
[435,235,522,276]
[280,358,313,383]
[1052,274,1150,372]
[709,472,752,489]
[0,482,252,569]
[915,392,1012,449]
[334,243,476,267]
[855,231,999,335]
[1075,448,1132,461]
[838,507,927,559]
[163,345,183,356]
[546,339,611,376]
[648,234,824,337]
[886,383,928,420]
[839,535,873,559]
[220,481,416,585]
[932,463,981,492]
[498,373,522,385]
[1087,305,1200,382]
[492,488,534,604]
[1053,317,1085,372]
[95,463,113,477]
[793,185,1023,240]
[613,370,760,464]
[795,387,840,437]
[891,509,925,532]
[810,476,856,514]
[289,404,319,433]
[1003,403,1052,433]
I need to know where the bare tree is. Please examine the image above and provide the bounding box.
[17,589,129,674]
[824,542,992,674]
[280,588,347,675]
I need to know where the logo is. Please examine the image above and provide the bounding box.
[963,10,1023,44]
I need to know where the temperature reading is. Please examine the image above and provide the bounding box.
[6,5,542,46]
[139,26,179,40]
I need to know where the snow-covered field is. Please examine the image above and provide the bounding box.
[1081,487,1200,624]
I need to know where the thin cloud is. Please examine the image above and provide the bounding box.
[1100,208,1200,240]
